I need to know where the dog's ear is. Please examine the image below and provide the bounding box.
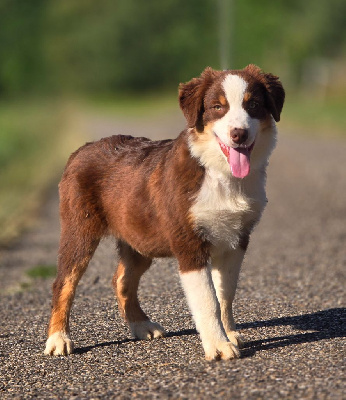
[179,67,219,131]
[262,71,285,122]
[245,64,285,122]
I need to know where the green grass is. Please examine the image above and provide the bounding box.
[26,264,57,279]
[282,93,346,136]
[0,98,85,245]
[82,92,179,117]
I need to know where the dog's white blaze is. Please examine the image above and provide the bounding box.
[223,74,247,109]
[213,74,259,147]
[180,268,227,344]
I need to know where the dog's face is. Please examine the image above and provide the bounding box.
[179,65,285,178]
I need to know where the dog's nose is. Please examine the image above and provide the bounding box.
[230,128,248,145]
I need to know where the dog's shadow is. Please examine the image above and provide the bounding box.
[239,307,345,357]
[74,328,198,355]
[75,308,345,357]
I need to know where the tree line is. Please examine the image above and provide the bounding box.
[0,0,345,97]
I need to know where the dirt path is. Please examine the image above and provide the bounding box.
[0,110,345,399]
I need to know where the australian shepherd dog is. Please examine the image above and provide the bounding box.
[45,65,285,360]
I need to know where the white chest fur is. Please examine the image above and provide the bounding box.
[190,168,267,249]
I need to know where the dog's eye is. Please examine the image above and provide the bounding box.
[213,104,222,111]
[249,100,259,109]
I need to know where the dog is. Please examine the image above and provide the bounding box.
[44,64,284,360]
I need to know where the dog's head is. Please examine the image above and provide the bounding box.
[179,65,285,178]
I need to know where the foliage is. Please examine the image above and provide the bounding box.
[0,0,47,95]
[0,99,83,244]
[282,94,346,136]
[0,0,345,96]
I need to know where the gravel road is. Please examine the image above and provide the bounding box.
[0,109,345,399]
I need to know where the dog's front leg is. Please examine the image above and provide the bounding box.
[210,247,245,349]
[179,266,240,360]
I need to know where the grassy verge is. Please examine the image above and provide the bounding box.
[26,264,57,279]
[281,93,346,137]
[0,99,85,245]
[81,92,179,118]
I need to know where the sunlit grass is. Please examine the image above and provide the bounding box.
[82,92,179,117]
[0,99,85,245]
[282,93,346,136]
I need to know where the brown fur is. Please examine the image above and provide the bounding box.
[46,65,285,356]
[47,132,208,336]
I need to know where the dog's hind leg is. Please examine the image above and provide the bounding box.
[113,242,165,340]
[44,212,102,356]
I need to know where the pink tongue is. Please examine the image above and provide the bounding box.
[228,147,250,178]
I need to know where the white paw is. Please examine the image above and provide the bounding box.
[44,331,74,356]
[204,340,240,361]
[227,330,245,349]
[129,320,166,340]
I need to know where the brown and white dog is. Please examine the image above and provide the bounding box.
[44,65,284,360]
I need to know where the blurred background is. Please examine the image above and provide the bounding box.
[0,0,345,244]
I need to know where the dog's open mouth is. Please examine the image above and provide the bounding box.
[215,134,255,179]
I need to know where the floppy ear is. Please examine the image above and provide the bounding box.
[262,72,285,122]
[179,67,219,131]
[245,64,285,122]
